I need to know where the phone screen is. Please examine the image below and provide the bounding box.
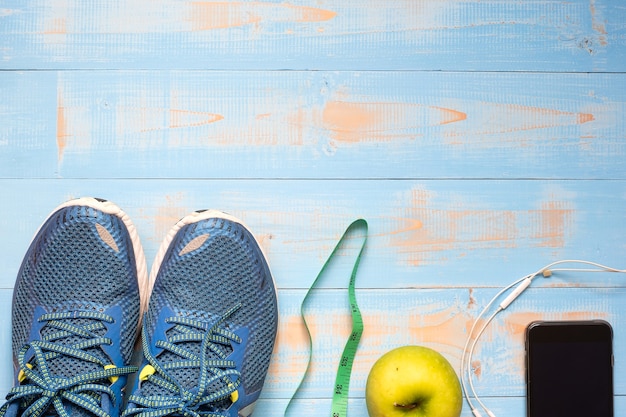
[526,321,613,417]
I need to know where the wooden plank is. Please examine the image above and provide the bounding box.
[2,1,625,416]
[0,71,58,177]
[264,288,626,400]
[251,396,626,417]
[2,71,625,180]
[1,0,625,71]
[1,287,625,413]
[1,179,625,290]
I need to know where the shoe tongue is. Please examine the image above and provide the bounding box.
[34,315,111,417]
[40,316,109,377]
[141,320,235,410]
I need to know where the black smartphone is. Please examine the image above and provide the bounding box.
[525,320,614,417]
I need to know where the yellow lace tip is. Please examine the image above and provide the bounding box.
[17,363,33,383]
[139,364,156,381]
[104,364,119,383]
[228,384,239,403]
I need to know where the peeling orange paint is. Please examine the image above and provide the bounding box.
[528,201,574,248]
[268,306,470,382]
[265,347,309,382]
[57,90,224,154]
[264,294,612,389]
[407,306,468,349]
[255,232,274,255]
[56,89,68,164]
[41,0,69,37]
[467,288,477,310]
[189,2,336,31]
[577,112,595,124]
[169,109,224,129]
[445,103,595,142]
[495,104,594,133]
[115,106,223,133]
[285,107,307,146]
[505,311,607,336]
[288,98,595,147]
[589,0,608,46]
[275,315,310,350]
[392,188,575,265]
[322,100,377,139]
[394,208,518,266]
[265,315,311,382]
[152,193,188,242]
[321,100,467,143]
[471,360,482,378]
[36,1,335,35]
[385,217,424,237]
[44,18,67,35]
[362,304,470,366]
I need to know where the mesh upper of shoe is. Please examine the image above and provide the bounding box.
[139,216,278,406]
[9,203,141,416]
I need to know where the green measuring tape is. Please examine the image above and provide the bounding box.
[285,219,368,417]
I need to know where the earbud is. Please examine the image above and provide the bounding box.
[461,260,626,417]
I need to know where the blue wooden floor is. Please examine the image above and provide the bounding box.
[1,1,626,416]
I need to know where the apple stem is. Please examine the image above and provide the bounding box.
[393,402,419,410]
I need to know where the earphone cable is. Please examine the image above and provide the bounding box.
[467,307,501,417]
[462,259,626,417]
[460,274,530,415]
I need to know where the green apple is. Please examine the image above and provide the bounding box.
[365,345,462,417]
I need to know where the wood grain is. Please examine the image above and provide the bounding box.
[1,0,625,71]
[2,71,625,179]
[1,0,625,416]
[2,179,625,290]
[1,286,625,416]
[252,396,626,417]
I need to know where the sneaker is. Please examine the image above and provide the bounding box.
[1,197,148,417]
[124,210,278,417]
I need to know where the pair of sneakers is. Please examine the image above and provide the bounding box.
[0,197,278,417]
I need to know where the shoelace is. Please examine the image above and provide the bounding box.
[0,311,137,417]
[123,304,243,417]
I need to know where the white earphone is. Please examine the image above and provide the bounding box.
[460,260,626,417]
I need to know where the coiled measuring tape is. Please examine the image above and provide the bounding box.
[285,219,368,417]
